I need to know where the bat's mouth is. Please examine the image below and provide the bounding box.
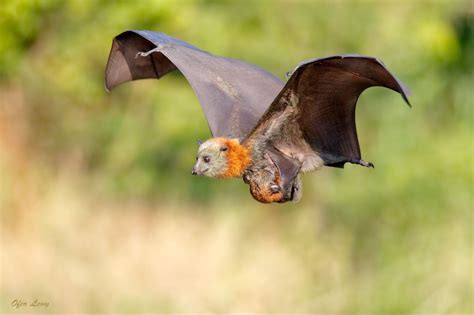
[192,167,209,176]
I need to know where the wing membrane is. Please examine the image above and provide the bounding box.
[105,30,284,138]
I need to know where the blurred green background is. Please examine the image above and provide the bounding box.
[0,0,472,313]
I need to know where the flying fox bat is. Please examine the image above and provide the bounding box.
[105,30,410,203]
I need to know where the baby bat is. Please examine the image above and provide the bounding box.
[105,30,410,203]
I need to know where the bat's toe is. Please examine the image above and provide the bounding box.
[349,159,375,168]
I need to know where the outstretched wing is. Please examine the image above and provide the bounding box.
[245,55,410,169]
[105,30,284,138]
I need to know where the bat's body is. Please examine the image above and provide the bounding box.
[105,30,410,203]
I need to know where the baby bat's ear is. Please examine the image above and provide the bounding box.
[197,139,203,146]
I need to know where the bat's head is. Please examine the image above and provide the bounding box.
[192,138,229,178]
[192,137,251,178]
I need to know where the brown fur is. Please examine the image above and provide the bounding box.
[216,138,252,178]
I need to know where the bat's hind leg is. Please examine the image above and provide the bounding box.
[350,159,375,168]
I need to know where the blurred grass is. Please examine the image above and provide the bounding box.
[0,0,472,313]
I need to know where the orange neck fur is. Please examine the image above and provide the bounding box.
[221,138,252,178]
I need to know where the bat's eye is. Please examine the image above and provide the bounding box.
[203,156,211,163]
[196,156,198,161]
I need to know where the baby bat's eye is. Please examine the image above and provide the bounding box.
[243,174,250,184]
[196,156,198,161]
[203,156,211,163]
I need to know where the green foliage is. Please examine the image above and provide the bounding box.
[2,0,471,199]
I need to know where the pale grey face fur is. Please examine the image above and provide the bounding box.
[192,139,228,177]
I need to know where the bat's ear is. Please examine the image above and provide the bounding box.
[197,139,203,146]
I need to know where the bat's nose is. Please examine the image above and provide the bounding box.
[191,166,197,176]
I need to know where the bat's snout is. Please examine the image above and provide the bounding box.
[191,166,198,176]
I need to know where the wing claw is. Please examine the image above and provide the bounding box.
[135,47,162,59]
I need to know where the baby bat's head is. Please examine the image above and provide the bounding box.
[243,152,303,203]
[244,170,284,203]
[192,137,251,178]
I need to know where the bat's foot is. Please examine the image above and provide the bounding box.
[351,159,374,168]
[288,175,302,202]
[135,47,162,59]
